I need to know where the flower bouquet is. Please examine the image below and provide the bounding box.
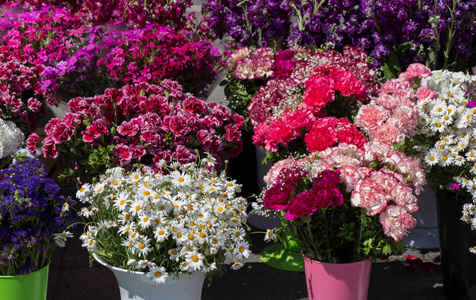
[0,159,76,275]
[248,46,379,161]
[29,80,244,183]
[377,63,476,299]
[76,154,249,283]
[261,139,425,262]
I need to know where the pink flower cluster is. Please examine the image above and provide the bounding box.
[248,46,379,154]
[231,47,296,80]
[264,142,426,242]
[28,80,244,182]
[0,60,49,134]
[355,63,434,145]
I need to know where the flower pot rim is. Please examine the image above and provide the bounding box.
[301,251,372,265]
[93,253,146,275]
[0,263,50,278]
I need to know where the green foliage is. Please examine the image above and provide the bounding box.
[221,72,267,132]
[276,197,404,263]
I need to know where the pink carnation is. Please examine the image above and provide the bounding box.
[27,133,39,154]
[390,184,419,213]
[355,105,389,133]
[331,68,367,100]
[391,104,419,136]
[263,183,293,210]
[370,118,406,145]
[350,172,388,216]
[335,126,367,149]
[264,120,295,152]
[285,170,343,221]
[282,108,314,133]
[379,205,417,242]
[41,136,58,159]
[416,86,438,102]
[27,98,42,113]
[379,79,411,95]
[113,144,132,166]
[302,75,335,113]
[264,157,297,186]
[305,124,336,152]
[375,94,400,111]
[398,63,432,83]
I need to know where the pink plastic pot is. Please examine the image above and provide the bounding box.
[302,253,371,300]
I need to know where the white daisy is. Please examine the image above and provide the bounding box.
[264,228,277,242]
[53,231,73,247]
[231,262,243,270]
[170,170,192,186]
[147,267,169,284]
[136,259,154,270]
[184,249,204,272]
[134,236,152,257]
[138,214,153,229]
[168,248,180,261]
[154,226,170,242]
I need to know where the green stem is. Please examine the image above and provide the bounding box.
[443,0,457,70]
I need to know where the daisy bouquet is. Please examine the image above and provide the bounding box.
[28,80,245,183]
[0,159,76,275]
[76,154,249,283]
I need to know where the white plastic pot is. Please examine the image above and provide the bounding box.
[93,253,205,300]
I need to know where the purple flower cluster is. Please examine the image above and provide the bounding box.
[202,0,293,48]
[0,159,76,275]
[290,0,476,71]
[205,0,476,73]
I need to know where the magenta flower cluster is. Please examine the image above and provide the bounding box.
[0,60,50,134]
[0,3,224,104]
[0,0,193,29]
[0,6,88,67]
[95,24,225,98]
[263,164,343,221]
[28,80,244,183]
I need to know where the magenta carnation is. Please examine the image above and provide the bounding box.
[41,81,244,182]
